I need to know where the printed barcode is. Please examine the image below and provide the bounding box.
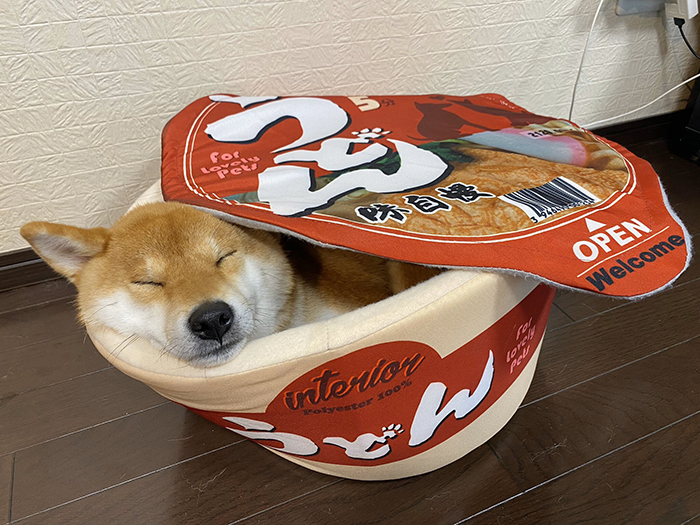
[499,176,600,223]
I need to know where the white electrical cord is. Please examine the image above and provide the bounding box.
[581,71,700,128]
[568,0,607,121]
[569,0,699,129]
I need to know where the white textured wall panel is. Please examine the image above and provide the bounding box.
[1,0,698,253]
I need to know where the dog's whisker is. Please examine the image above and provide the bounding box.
[81,302,118,323]
[118,334,140,355]
[110,334,132,356]
[111,333,138,359]
[257,271,288,285]
[154,348,169,365]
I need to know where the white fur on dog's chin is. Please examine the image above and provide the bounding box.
[83,255,293,367]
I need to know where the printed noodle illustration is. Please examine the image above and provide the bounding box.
[320,131,629,237]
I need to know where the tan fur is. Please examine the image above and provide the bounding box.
[21,202,440,367]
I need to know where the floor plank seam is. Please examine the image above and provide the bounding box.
[227,479,344,525]
[9,440,245,524]
[547,275,700,334]
[553,303,575,323]
[486,442,527,491]
[1,330,88,356]
[4,366,115,399]
[549,303,575,328]
[520,333,700,409]
[0,278,65,298]
[452,408,700,524]
[6,454,14,525]
[681,512,700,525]
[9,401,171,456]
[0,295,77,318]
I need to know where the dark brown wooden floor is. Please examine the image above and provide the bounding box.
[1,132,698,525]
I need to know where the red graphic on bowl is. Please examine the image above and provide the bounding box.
[188,284,555,467]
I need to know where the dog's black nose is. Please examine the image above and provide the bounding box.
[188,301,234,343]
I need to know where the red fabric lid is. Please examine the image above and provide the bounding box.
[161,94,691,298]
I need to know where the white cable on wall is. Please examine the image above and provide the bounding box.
[581,71,700,128]
[569,0,607,121]
[569,0,699,129]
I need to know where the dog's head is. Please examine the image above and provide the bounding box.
[20,202,293,367]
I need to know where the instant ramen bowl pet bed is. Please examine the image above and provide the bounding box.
[89,94,690,481]
[89,183,555,480]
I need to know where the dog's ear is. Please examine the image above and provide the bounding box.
[20,222,110,282]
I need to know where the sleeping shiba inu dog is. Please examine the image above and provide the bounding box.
[21,202,439,367]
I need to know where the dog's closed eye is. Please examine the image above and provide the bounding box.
[132,280,165,287]
[216,250,237,267]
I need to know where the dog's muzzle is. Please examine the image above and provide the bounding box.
[188,301,234,343]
